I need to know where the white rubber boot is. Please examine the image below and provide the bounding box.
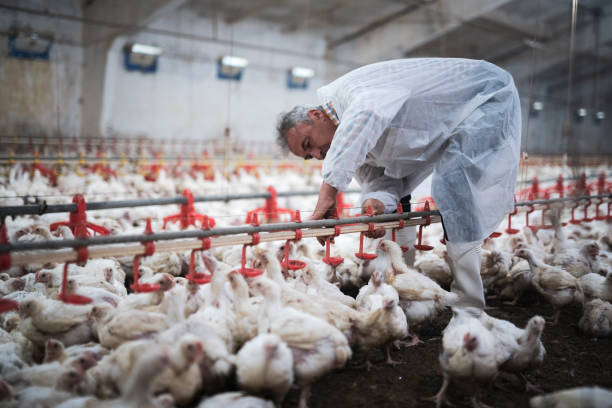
[446,240,485,317]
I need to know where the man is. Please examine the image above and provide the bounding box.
[276,58,521,317]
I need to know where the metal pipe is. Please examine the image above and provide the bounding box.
[0,189,361,217]
[0,210,439,252]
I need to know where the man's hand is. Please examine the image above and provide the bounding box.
[310,181,338,245]
[362,198,386,239]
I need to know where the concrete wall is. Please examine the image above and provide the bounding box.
[98,6,355,152]
[0,1,83,138]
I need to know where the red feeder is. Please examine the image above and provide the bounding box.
[131,219,160,293]
[323,210,344,267]
[582,199,593,223]
[569,201,581,225]
[555,174,565,198]
[31,155,58,187]
[392,203,410,252]
[50,195,110,238]
[525,202,538,232]
[245,186,297,224]
[58,249,93,305]
[163,189,216,230]
[280,211,307,272]
[336,192,352,218]
[0,225,11,272]
[594,198,606,221]
[414,201,434,251]
[186,218,213,285]
[537,192,553,230]
[355,206,378,260]
[232,213,264,278]
[530,177,540,199]
[0,298,18,313]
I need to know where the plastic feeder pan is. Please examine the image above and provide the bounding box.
[281,260,307,271]
[323,256,344,267]
[130,283,160,293]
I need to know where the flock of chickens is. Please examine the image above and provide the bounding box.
[0,163,611,408]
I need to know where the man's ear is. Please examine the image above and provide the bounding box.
[307,109,324,122]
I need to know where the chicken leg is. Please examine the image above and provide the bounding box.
[298,383,312,408]
[422,374,453,408]
[385,344,404,366]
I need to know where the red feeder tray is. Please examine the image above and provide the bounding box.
[232,214,264,278]
[163,189,216,230]
[489,232,503,238]
[0,298,19,313]
[186,220,214,285]
[245,186,297,224]
[355,206,378,260]
[505,199,519,234]
[594,198,607,221]
[50,195,110,238]
[187,250,212,284]
[582,199,594,223]
[414,201,434,251]
[323,224,344,267]
[569,201,581,225]
[131,219,160,293]
[280,210,306,272]
[58,247,93,305]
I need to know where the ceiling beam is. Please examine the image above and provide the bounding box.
[282,0,351,33]
[500,11,612,83]
[326,0,512,65]
[225,0,285,25]
[480,8,552,41]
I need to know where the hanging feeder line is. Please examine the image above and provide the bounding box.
[1,192,610,269]
[0,210,442,269]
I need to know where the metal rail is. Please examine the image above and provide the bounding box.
[0,210,439,253]
[0,189,360,218]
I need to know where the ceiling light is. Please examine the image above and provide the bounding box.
[130,43,163,56]
[221,55,248,68]
[532,101,543,111]
[594,111,605,121]
[291,67,315,79]
[576,108,588,117]
[123,43,161,73]
[218,56,248,81]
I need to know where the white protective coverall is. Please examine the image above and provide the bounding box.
[317,58,521,316]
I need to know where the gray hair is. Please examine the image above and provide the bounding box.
[276,105,322,154]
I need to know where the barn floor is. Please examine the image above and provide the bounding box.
[283,291,612,408]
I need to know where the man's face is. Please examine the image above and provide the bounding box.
[286,109,336,160]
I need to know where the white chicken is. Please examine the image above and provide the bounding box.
[18,297,95,348]
[479,313,546,391]
[236,333,294,407]
[377,240,457,344]
[515,248,583,325]
[530,386,612,408]
[353,270,408,368]
[249,276,351,408]
[579,298,612,337]
[414,250,452,288]
[92,303,168,349]
[198,391,274,408]
[432,310,511,408]
[579,272,612,302]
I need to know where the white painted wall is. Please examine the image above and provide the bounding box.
[0,1,83,138]
[99,7,355,151]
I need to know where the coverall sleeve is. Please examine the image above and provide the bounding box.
[321,107,393,192]
[355,163,410,214]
